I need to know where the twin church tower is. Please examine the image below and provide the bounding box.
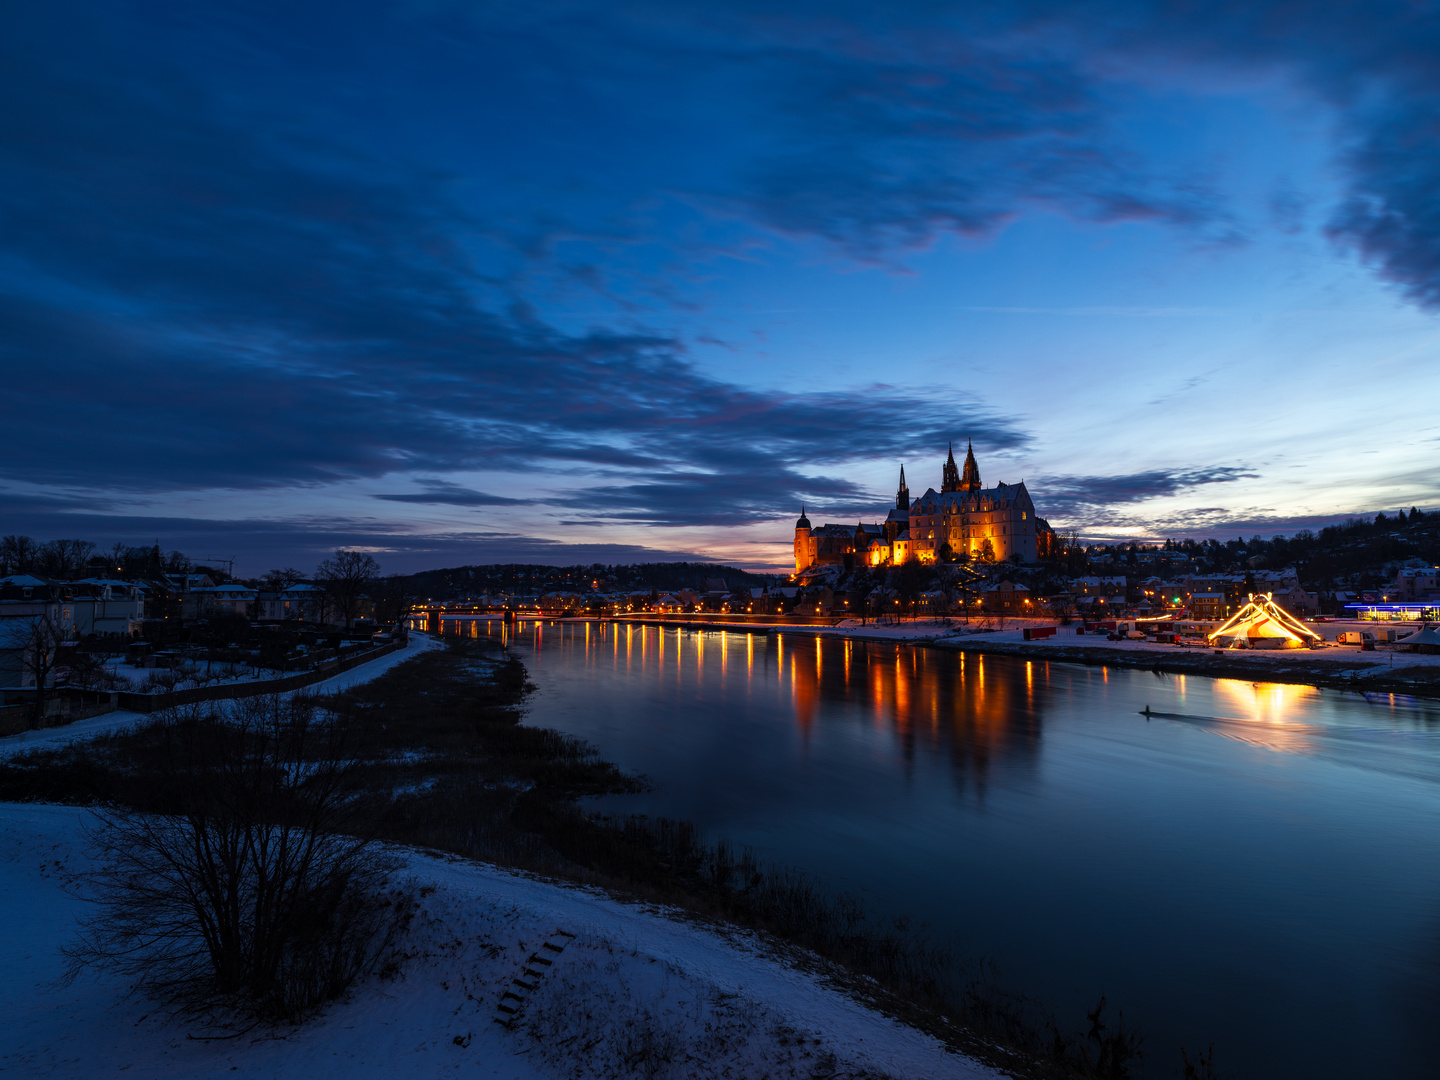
[793,441,1054,573]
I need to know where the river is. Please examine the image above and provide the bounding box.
[443,617,1440,1078]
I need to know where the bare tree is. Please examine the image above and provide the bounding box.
[370,573,414,626]
[107,541,130,575]
[63,695,410,1022]
[58,647,123,693]
[40,538,97,579]
[1,613,65,727]
[0,535,39,576]
[316,550,380,630]
[1064,529,1085,575]
[261,566,308,592]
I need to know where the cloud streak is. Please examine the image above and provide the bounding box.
[1039,466,1259,522]
[375,482,526,508]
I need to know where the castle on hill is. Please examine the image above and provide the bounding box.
[792,442,1057,573]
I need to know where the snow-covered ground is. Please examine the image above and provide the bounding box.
[0,633,447,760]
[95,660,267,691]
[0,802,993,1080]
[933,623,1440,670]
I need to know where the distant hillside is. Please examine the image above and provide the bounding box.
[402,561,777,600]
[1145,508,1438,588]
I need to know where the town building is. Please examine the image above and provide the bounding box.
[982,579,1032,614]
[794,443,1056,573]
[1188,592,1228,621]
[181,583,256,619]
[1396,566,1440,601]
[67,578,146,637]
[257,583,328,623]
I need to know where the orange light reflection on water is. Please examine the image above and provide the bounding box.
[1207,679,1324,753]
[504,624,1048,792]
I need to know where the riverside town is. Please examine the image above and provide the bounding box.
[7,465,1440,1080]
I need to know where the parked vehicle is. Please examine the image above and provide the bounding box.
[1337,631,1376,649]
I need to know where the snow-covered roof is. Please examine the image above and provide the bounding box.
[0,575,48,588]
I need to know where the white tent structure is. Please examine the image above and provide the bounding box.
[1403,624,1440,654]
[1208,593,1322,650]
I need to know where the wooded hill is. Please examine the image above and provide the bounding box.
[401,561,777,600]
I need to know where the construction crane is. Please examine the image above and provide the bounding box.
[197,556,236,578]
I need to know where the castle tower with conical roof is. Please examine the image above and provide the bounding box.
[793,504,814,573]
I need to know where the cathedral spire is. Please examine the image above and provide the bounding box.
[896,464,909,511]
[960,439,981,492]
[941,441,961,492]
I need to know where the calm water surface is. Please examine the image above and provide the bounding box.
[447,619,1440,1078]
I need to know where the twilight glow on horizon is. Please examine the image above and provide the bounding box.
[5,1,1440,574]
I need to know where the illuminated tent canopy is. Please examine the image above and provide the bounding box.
[1208,593,1322,650]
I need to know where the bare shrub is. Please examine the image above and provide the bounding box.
[141,666,182,693]
[63,694,411,1022]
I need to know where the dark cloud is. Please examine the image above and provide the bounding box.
[0,1,1028,526]
[1040,465,1258,521]
[1031,0,1440,307]
[5,0,1440,566]
[0,490,114,514]
[723,36,1231,257]
[1328,102,1440,309]
[1079,506,1415,543]
[375,482,525,507]
[559,468,870,528]
[682,0,1440,300]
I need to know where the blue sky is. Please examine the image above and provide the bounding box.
[4,0,1440,573]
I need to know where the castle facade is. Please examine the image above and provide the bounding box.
[793,442,1056,574]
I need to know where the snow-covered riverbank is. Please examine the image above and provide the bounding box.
[784,621,1440,697]
[0,633,446,759]
[0,802,993,1080]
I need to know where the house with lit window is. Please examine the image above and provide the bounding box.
[1189,592,1228,620]
[257,583,327,623]
[982,579,1031,613]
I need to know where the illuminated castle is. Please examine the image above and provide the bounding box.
[793,442,1056,573]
